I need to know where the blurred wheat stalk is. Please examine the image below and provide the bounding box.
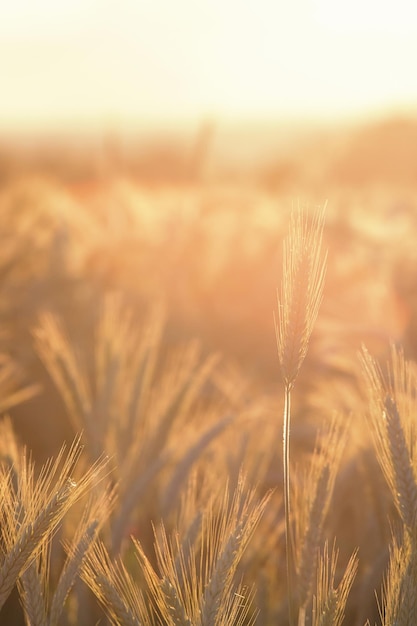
[362,344,417,625]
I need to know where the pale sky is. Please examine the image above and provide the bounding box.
[1,0,417,130]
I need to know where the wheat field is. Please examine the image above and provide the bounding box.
[1,118,417,625]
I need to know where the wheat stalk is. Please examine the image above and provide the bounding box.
[275,204,327,626]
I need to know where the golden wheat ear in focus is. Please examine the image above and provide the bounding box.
[275,205,327,391]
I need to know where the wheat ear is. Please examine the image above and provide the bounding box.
[81,540,142,626]
[276,205,327,390]
[49,520,99,626]
[313,541,358,626]
[19,558,48,626]
[0,482,74,610]
[361,345,417,533]
[384,395,417,531]
[131,475,269,625]
[0,425,108,612]
[200,518,245,626]
[160,577,193,626]
[296,419,346,624]
[379,532,417,625]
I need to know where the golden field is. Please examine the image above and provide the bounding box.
[1,116,417,625]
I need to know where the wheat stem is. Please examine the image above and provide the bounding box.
[283,384,295,626]
[298,605,307,626]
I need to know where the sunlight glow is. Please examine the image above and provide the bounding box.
[312,0,417,34]
[0,0,416,129]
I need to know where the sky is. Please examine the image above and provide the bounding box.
[1,0,417,131]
